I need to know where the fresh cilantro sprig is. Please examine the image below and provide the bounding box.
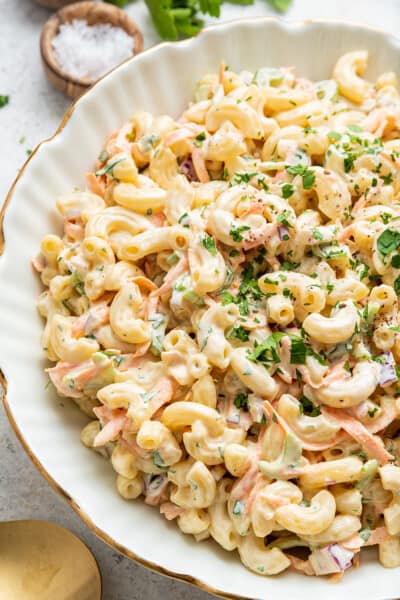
[105,0,292,41]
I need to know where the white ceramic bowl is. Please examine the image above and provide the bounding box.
[1,17,400,600]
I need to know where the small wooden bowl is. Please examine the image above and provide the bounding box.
[40,1,144,99]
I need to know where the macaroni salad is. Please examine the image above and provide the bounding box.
[34,51,400,578]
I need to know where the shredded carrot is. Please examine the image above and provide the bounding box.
[153,255,188,297]
[191,147,210,183]
[160,502,185,520]
[322,407,394,465]
[86,172,105,198]
[93,409,129,446]
[289,555,315,576]
[132,276,158,294]
[148,377,176,417]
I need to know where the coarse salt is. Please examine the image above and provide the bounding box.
[52,19,134,81]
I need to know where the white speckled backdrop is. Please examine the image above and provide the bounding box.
[0,1,399,598]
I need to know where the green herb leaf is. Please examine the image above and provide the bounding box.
[289,336,307,364]
[281,260,300,271]
[234,393,249,410]
[0,95,9,108]
[267,0,292,12]
[391,254,400,268]
[229,325,250,342]
[144,0,178,40]
[277,210,293,227]
[281,183,295,199]
[327,131,341,141]
[348,123,363,133]
[194,131,206,147]
[359,527,371,542]
[286,164,315,189]
[247,332,284,364]
[311,228,323,241]
[233,171,258,184]
[233,499,246,515]
[95,158,124,177]
[152,449,168,469]
[299,395,321,416]
[377,229,400,260]
[201,233,217,255]
[394,276,400,296]
[229,223,250,242]
[381,173,394,185]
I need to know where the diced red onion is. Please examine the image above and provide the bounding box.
[278,225,290,241]
[179,156,198,182]
[226,412,241,425]
[378,352,398,387]
[328,544,354,570]
[145,473,168,496]
[309,544,354,575]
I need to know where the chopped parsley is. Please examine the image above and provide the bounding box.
[95,158,124,177]
[220,264,263,317]
[395,276,400,296]
[377,229,400,260]
[343,151,359,173]
[229,224,250,243]
[382,213,393,225]
[299,395,321,416]
[312,228,324,241]
[0,95,9,108]
[229,325,250,342]
[327,131,341,141]
[232,500,245,516]
[194,131,206,147]
[234,393,249,410]
[233,171,258,184]
[381,173,394,185]
[140,390,158,403]
[289,335,327,366]
[277,210,293,227]
[348,124,363,133]
[200,234,217,255]
[281,183,295,199]
[152,449,167,469]
[281,260,300,271]
[229,249,241,258]
[70,271,85,296]
[286,164,315,189]
[247,332,284,364]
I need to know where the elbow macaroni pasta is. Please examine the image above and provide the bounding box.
[35,52,400,578]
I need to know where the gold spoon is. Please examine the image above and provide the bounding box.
[0,520,101,600]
